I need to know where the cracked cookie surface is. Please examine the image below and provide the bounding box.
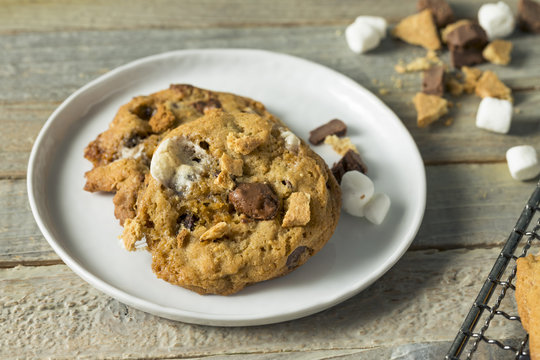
[83,84,279,225]
[122,109,341,295]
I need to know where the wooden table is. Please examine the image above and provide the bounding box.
[2,1,539,358]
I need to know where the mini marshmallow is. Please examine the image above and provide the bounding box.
[345,20,382,54]
[353,16,387,38]
[364,193,391,225]
[506,145,540,181]
[341,171,374,217]
[478,2,515,40]
[476,97,513,134]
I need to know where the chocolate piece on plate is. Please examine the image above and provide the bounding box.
[422,65,445,96]
[331,150,368,184]
[309,119,347,145]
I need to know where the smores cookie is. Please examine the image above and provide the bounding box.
[83,84,279,225]
[121,109,341,295]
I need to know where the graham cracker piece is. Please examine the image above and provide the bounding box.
[446,76,464,96]
[392,9,442,50]
[462,66,483,94]
[176,228,190,247]
[324,135,359,155]
[483,40,513,66]
[516,254,540,359]
[412,92,449,127]
[220,153,243,176]
[441,20,472,43]
[282,192,311,227]
[199,222,229,242]
[475,70,513,102]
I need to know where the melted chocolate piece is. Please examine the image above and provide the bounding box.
[228,183,279,220]
[132,105,156,121]
[451,48,486,68]
[331,150,368,184]
[192,99,222,113]
[286,246,310,269]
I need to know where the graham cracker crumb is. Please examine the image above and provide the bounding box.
[282,192,311,227]
[392,9,442,50]
[483,40,513,66]
[394,50,443,73]
[379,88,390,95]
[324,135,359,155]
[412,92,449,127]
[446,76,464,96]
[200,222,229,242]
[444,117,454,126]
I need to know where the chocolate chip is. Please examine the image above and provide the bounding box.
[518,0,540,33]
[286,246,311,269]
[177,213,199,231]
[309,119,347,145]
[331,150,368,184]
[281,180,293,190]
[451,48,486,68]
[446,23,488,51]
[228,183,279,220]
[417,0,454,28]
[199,141,210,150]
[133,105,156,121]
[169,84,194,95]
[192,99,222,113]
[124,134,143,148]
[422,66,445,96]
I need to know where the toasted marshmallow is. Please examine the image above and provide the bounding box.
[476,97,513,134]
[341,171,374,217]
[364,193,391,225]
[506,145,540,181]
[478,2,515,40]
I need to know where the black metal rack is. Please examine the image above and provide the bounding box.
[446,181,540,360]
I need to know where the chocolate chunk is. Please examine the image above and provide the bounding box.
[199,141,210,150]
[286,246,311,269]
[446,23,488,51]
[169,84,194,95]
[422,66,445,96]
[177,213,199,231]
[133,105,156,121]
[228,183,279,220]
[124,134,143,148]
[331,150,368,184]
[309,119,347,145]
[451,48,486,68]
[518,0,540,33]
[417,0,454,28]
[192,99,222,113]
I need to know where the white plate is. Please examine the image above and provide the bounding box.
[27,49,426,326]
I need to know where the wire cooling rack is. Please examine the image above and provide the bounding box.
[446,181,540,360]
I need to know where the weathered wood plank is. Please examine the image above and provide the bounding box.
[1,28,539,173]
[1,164,535,265]
[0,0,518,34]
[0,248,526,359]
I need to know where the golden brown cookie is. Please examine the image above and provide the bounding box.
[121,109,341,295]
[516,254,540,360]
[83,84,280,225]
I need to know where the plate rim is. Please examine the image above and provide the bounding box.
[27,48,426,326]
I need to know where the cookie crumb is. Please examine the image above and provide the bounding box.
[412,92,449,127]
[282,192,311,227]
[177,228,190,247]
[475,70,513,102]
[392,9,442,50]
[200,222,229,242]
[324,135,359,155]
[483,40,513,65]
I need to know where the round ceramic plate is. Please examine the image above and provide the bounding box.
[27,49,426,326]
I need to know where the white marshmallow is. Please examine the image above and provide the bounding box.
[476,97,513,134]
[478,2,515,40]
[353,16,387,38]
[345,20,382,54]
[280,129,300,153]
[506,145,540,181]
[364,193,391,225]
[341,171,374,217]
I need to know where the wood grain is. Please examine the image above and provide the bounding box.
[1,164,535,265]
[0,247,526,359]
[1,28,539,176]
[0,0,518,34]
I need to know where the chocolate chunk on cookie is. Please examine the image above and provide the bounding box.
[122,109,341,295]
[229,183,279,220]
[309,119,347,145]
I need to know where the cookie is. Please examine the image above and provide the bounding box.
[121,109,341,295]
[83,84,280,225]
[516,254,540,359]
